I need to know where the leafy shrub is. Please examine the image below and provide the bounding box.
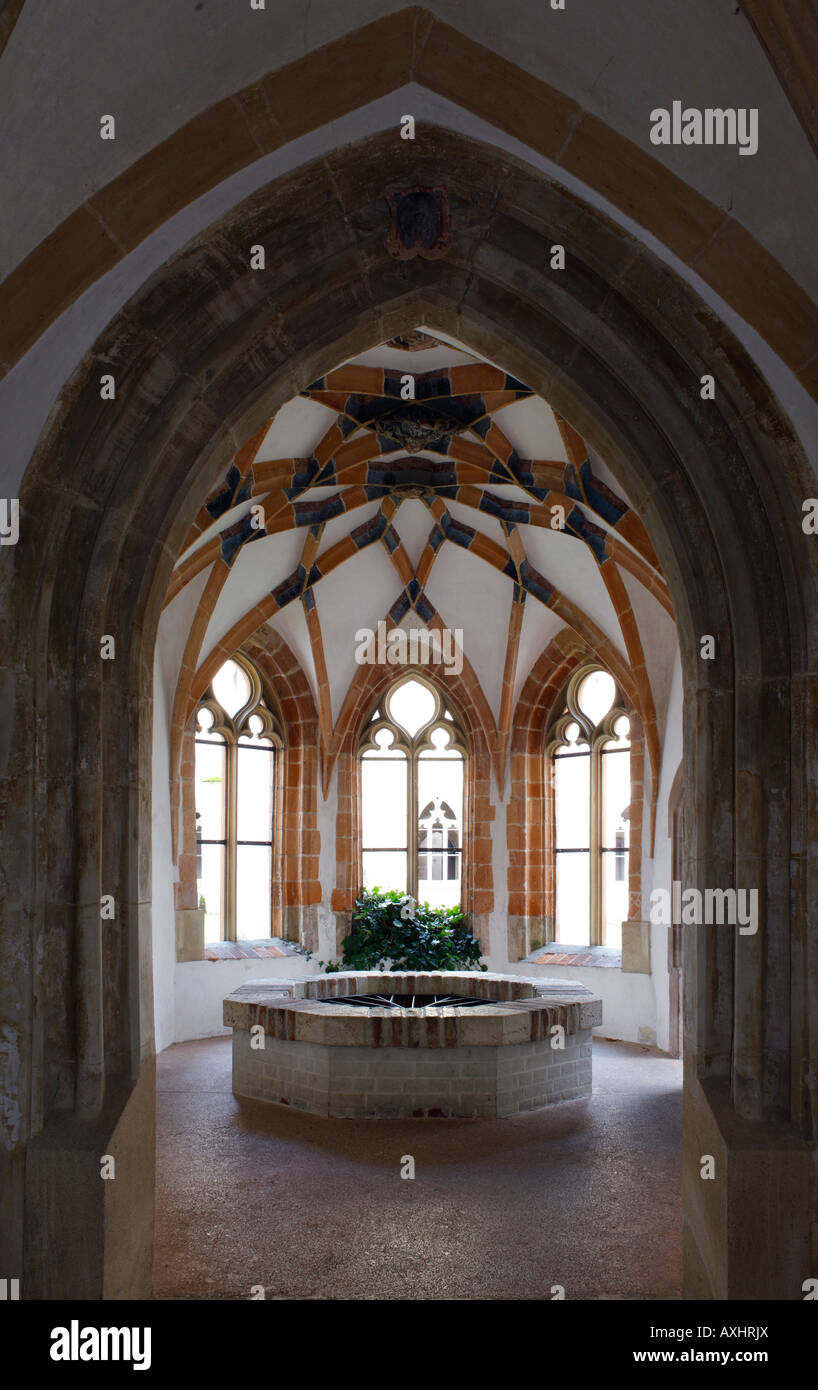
[337,887,486,972]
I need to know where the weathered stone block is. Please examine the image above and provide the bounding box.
[175,908,205,962]
[621,919,651,974]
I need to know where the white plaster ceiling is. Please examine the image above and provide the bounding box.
[620,564,678,738]
[521,526,626,657]
[424,543,512,717]
[491,398,569,462]
[156,563,212,706]
[199,528,305,665]
[255,398,338,463]
[392,498,436,569]
[346,343,479,371]
[265,604,315,706]
[313,543,401,723]
[513,603,566,711]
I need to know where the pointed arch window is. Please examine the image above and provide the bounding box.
[547,666,631,948]
[194,654,283,942]
[359,675,467,907]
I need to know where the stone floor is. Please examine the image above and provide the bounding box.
[154,1035,682,1300]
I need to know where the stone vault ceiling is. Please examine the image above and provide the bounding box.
[162,328,676,796]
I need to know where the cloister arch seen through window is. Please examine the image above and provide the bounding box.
[548,667,631,948]
[359,675,466,908]
[194,655,283,942]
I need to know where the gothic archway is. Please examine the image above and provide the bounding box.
[3,126,815,1300]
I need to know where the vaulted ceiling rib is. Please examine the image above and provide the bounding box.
[163,331,673,804]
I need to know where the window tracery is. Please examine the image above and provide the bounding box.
[358,675,467,907]
[194,654,283,941]
[547,666,631,947]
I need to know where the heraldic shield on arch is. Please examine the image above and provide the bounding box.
[385,186,451,260]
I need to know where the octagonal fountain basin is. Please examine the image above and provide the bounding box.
[223,971,602,1118]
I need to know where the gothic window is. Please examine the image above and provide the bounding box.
[194,655,283,942]
[547,666,631,948]
[359,675,467,908]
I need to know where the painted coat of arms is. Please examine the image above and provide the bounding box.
[385,187,451,260]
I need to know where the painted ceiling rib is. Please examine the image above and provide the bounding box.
[166,335,676,787]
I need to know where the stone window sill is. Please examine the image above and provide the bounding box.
[525,944,622,969]
[203,938,306,962]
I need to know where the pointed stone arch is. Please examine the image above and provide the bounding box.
[2,125,816,1300]
[3,9,818,403]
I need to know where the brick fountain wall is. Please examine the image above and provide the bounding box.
[224,972,601,1118]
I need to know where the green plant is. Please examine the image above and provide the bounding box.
[339,887,486,972]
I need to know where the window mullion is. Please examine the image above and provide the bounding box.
[409,745,418,899]
[590,741,603,946]
[225,737,238,941]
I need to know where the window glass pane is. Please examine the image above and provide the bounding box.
[577,669,615,724]
[417,762,463,831]
[387,678,435,738]
[601,745,630,849]
[212,658,251,718]
[236,844,272,938]
[554,749,590,848]
[417,844,461,909]
[195,737,225,840]
[417,754,463,909]
[362,849,407,894]
[602,852,627,950]
[198,843,224,943]
[555,851,590,945]
[601,742,630,948]
[361,756,407,848]
[237,737,274,843]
